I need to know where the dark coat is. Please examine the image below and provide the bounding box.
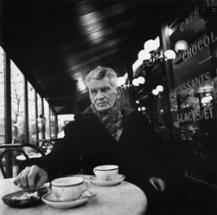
[34,110,168,191]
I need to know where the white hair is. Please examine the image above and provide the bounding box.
[85,65,118,88]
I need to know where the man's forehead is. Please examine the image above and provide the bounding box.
[88,77,112,88]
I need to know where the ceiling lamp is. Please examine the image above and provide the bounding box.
[152,85,164,96]
[132,76,145,87]
[132,35,176,75]
[174,40,188,52]
[144,39,159,53]
[77,77,87,92]
[137,76,145,85]
[138,38,176,66]
[155,85,164,92]
[164,49,176,60]
[132,58,143,73]
[138,50,151,61]
[117,73,128,87]
[132,78,140,87]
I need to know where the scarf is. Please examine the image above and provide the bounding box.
[90,101,124,141]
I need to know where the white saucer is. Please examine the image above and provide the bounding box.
[42,191,95,209]
[90,174,125,186]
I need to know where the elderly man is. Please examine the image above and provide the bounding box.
[14,66,168,209]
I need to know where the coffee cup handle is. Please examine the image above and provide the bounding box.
[82,179,91,192]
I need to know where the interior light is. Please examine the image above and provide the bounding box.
[138,50,151,61]
[141,106,146,111]
[132,78,139,86]
[144,39,157,53]
[132,59,143,73]
[201,95,213,104]
[174,40,188,52]
[0,46,4,54]
[156,85,164,92]
[152,89,158,95]
[77,77,87,92]
[167,27,175,36]
[154,37,160,50]
[137,76,145,85]
[117,76,126,86]
[164,49,176,60]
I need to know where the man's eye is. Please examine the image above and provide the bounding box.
[101,87,110,93]
[90,89,97,95]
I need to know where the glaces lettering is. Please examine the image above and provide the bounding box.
[177,106,214,123]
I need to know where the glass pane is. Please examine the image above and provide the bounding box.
[58,114,75,138]
[0,47,5,145]
[37,94,43,140]
[28,82,36,144]
[11,60,25,143]
[50,110,56,139]
[169,3,217,185]
[44,99,50,139]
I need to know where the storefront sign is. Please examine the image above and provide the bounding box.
[182,32,217,62]
[171,71,211,95]
[179,7,200,32]
[177,106,214,123]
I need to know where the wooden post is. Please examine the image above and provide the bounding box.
[24,77,29,143]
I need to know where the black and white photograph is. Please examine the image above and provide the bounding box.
[0,0,217,214]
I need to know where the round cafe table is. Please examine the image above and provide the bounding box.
[0,177,147,215]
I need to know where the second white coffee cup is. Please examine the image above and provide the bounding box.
[93,165,119,181]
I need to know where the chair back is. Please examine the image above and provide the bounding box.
[0,144,45,178]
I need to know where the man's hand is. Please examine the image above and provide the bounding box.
[148,177,166,192]
[14,165,48,190]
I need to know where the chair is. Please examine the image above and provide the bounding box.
[40,139,55,154]
[40,138,63,154]
[0,143,45,178]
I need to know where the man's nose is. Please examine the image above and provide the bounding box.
[95,90,104,99]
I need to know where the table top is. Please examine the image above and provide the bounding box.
[0,177,147,215]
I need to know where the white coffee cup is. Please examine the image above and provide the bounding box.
[51,176,90,201]
[93,165,119,181]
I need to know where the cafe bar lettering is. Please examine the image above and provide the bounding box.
[171,72,215,123]
[182,31,217,62]
[169,1,217,125]
[179,6,200,32]
[176,105,214,123]
[166,1,217,186]
[171,72,211,95]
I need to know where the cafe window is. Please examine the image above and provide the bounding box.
[37,94,44,140]
[11,60,25,143]
[58,114,75,138]
[169,2,217,185]
[0,47,5,145]
[28,82,37,144]
[50,109,55,139]
[44,99,50,139]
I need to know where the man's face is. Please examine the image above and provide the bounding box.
[88,77,119,113]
